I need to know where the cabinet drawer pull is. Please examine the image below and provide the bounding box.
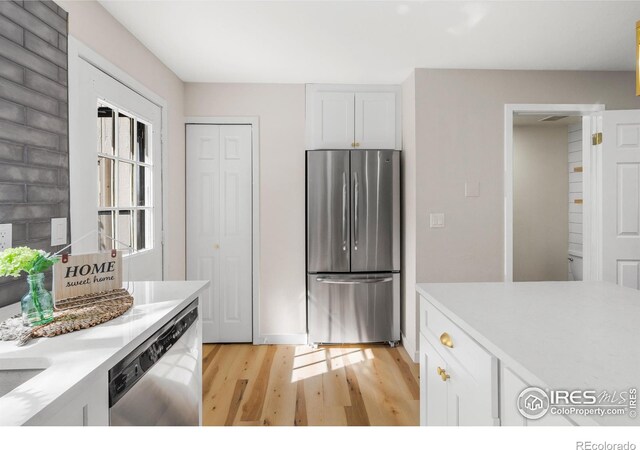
[440,332,454,348]
[437,366,450,382]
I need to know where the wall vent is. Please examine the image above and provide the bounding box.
[539,115,568,122]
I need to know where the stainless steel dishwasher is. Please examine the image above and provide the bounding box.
[108,299,200,426]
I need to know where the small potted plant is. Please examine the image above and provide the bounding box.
[0,247,59,326]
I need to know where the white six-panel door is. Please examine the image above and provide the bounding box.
[186,124,253,342]
[602,110,640,289]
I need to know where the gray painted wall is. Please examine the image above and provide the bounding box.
[0,1,69,307]
[413,69,640,286]
[513,125,568,282]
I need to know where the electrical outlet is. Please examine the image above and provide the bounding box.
[0,224,12,251]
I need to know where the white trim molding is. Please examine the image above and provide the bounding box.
[503,104,605,282]
[254,334,308,346]
[401,332,419,363]
[68,36,171,280]
[184,116,263,345]
[584,114,604,282]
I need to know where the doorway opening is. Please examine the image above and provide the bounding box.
[504,104,604,282]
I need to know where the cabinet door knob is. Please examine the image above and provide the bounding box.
[214,244,220,250]
[440,332,454,348]
[437,366,450,382]
[354,142,360,147]
[351,142,356,148]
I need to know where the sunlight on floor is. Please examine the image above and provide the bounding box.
[290,346,375,382]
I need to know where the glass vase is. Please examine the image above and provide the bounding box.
[21,273,54,327]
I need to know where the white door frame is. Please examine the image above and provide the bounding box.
[185,116,260,344]
[68,37,170,279]
[504,104,605,282]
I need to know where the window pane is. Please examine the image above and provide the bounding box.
[136,121,150,163]
[117,210,133,250]
[136,209,152,251]
[98,157,115,207]
[118,161,134,207]
[97,106,114,155]
[118,113,134,160]
[137,165,151,206]
[98,211,115,251]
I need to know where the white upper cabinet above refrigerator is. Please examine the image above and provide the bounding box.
[354,92,397,149]
[312,92,355,149]
[306,84,402,150]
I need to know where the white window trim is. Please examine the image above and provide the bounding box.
[68,36,170,279]
[503,103,605,282]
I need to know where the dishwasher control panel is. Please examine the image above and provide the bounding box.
[108,300,198,407]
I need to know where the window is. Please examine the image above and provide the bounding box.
[97,102,153,254]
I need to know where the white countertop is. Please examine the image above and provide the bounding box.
[0,280,209,426]
[416,281,640,426]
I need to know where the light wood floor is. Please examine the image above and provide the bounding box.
[202,343,420,426]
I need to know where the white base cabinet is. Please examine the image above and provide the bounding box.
[420,334,448,426]
[500,366,575,426]
[419,294,574,427]
[419,298,499,426]
[25,372,108,426]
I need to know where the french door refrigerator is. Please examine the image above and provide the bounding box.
[306,149,400,346]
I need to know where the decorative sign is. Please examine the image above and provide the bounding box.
[53,250,122,301]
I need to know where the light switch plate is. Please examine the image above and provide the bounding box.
[430,213,445,228]
[51,218,67,246]
[465,181,480,197]
[0,224,12,251]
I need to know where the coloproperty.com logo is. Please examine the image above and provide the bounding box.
[517,386,638,420]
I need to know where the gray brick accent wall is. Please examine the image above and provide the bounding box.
[0,1,69,308]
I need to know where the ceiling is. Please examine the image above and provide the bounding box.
[99,1,640,84]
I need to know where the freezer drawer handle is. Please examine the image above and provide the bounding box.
[315,276,393,284]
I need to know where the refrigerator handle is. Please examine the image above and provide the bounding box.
[354,171,359,251]
[315,276,393,284]
[342,171,347,251]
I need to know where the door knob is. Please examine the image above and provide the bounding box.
[437,367,450,382]
[214,244,220,250]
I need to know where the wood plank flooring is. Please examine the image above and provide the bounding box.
[202,344,420,426]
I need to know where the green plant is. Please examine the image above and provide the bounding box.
[0,247,59,326]
[0,247,59,278]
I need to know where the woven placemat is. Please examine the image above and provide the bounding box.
[0,288,133,346]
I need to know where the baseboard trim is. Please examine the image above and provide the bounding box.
[401,332,419,363]
[253,333,308,345]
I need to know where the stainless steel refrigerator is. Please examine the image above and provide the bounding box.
[306,149,400,346]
